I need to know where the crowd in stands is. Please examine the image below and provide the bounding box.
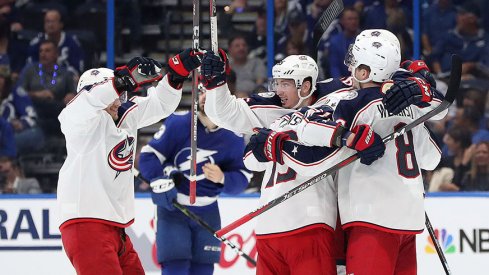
[0,0,488,193]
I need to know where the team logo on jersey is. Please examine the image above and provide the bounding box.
[108,136,135,175]
[175,148,218,181]
[91,69,100,76]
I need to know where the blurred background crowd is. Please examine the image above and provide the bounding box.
[0,0,487,194]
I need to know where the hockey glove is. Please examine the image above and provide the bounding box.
[150,177,178,211]
[167,48,203,89]
[348,124,385,165]
[382,77,432,115]
[245,128,290,165]
[200,49,231,90]
[114,57,163,94]
[401,60,436,88]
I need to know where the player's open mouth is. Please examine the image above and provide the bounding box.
[280,98,287,105]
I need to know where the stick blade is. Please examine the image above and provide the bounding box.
[312,0,344,48]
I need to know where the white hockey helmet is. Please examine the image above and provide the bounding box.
[344,29,401,83]
[270,55,319,108]
[357,29,401,52]
[77,68,114,93]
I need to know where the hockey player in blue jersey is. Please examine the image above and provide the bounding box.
[138,87,251,275]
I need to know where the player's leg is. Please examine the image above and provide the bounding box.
[162,259,191,275]
[394,234,417,275]
[60,222,124,275]
[334,216,347,275]
[189,204,220,275]
[189,262,215,275]
[119,230,145,274]
[345,226,401,275]
[157,207,192,275]
[256,238,290,275]
[284,227,336,275]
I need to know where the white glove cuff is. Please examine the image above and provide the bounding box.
[150,178,175,193]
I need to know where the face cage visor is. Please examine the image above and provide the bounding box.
[344,44,357,69]
[268,78,301,93]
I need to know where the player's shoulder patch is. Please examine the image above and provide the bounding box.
[257,92,276,98]
[244,92,281,107]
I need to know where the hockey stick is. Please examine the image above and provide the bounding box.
[133,169,256,266]
[210,0,218,53]
[172,201,257,266]
[189,0,201,204]
[425,212,452,275]
[312,0,344,60]
[216,54,462,238]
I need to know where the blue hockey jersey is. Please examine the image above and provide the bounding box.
[139,112,251,201]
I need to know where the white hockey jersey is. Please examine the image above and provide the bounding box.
[283,85,443,233]
[57,75,181,229]
[204,84,338,238]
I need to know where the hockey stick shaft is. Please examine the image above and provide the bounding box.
[216,54,462,238]
[425,212,452,275]
[189,0,201,204]
[312,0,344,60]
[210,0,218,52]
[172,201,257,266]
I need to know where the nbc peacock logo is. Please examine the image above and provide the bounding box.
[425,228,456,254]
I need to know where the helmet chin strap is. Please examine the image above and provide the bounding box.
[292,84,313,109]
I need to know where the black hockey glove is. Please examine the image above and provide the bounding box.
[382,76,432,115]
[401,60,436,88]
[347,124,385,165]
[245,128,290,165]
[167,48,203,89]
[200,48,231,90]
[114,57,163,94]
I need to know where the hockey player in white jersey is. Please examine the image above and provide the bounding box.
[246,30,443,275]
[200,48,388,274]
[57,49,202,274]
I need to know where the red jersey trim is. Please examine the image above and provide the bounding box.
[255,223,334,239]
[59,218,135,230]
[116,103,138,128]
[342,221,424,235]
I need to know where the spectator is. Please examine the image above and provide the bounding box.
[421,0,457,57]
[0,117,15,158]
[327,7,360,78]
[247,8,267,60]
[0,156,41,194]
[429,126,472,192]
[453,106,489,145]
[459,141,489,191]
[430,1,489,79]
[227,34,267,96]
[276,9,311,61]
[18,39,76,138]
[362,0,412,60]
[28,9,84,75]
[0,79,45,155]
